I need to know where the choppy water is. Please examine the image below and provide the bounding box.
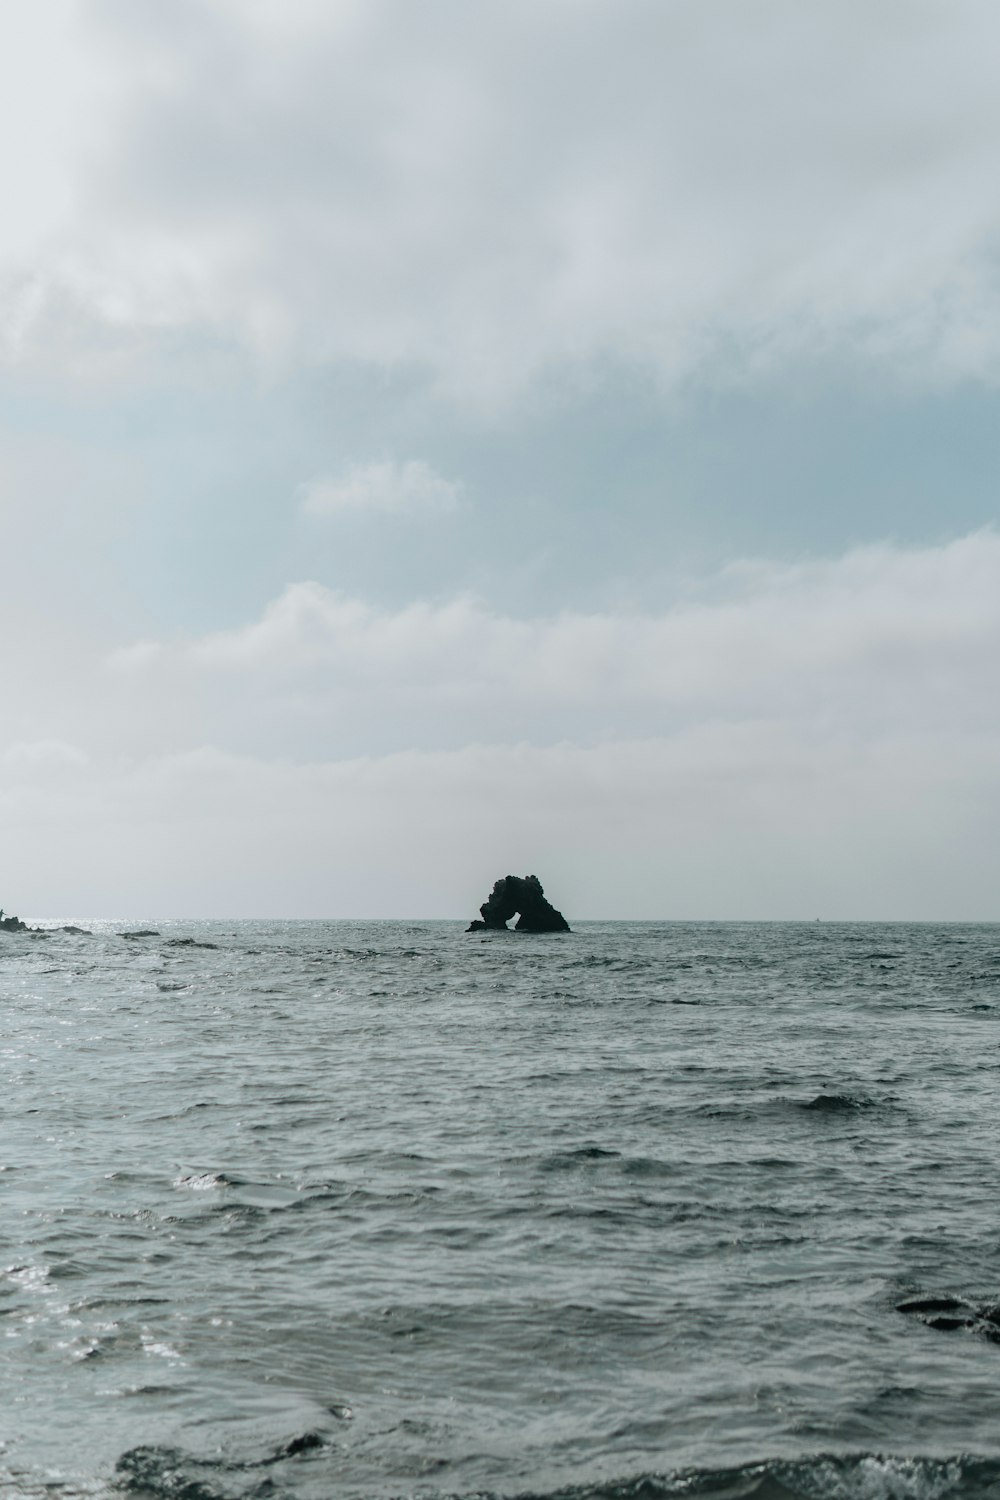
[2,920,1000,1499]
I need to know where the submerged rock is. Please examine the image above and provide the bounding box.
[466,874,570,933]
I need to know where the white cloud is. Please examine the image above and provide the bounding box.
[3,727,999,919]
[5,3,1000,395]
[106,641,165,672]
[299,459,461,518]
[110,530,1000,744]
[1,739,87,770]
[5,528,999,916]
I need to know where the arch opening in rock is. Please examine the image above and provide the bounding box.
[466,875,570,933]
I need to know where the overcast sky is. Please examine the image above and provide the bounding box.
[3,0,1000,918]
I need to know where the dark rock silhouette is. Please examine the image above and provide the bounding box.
[467,874,570,933]
[0,914,94,936]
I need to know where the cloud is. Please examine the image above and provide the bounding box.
[299,459,461,518]
[5,3,1000,396]
[6,528,999,916]
[1,9,996,918]
[1,739,88,770]
[109,530,1000,746]
[3,727,999,919]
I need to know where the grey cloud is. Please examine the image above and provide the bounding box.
[6,1,1000,395]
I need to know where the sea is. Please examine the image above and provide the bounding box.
[2,918,1000,1500]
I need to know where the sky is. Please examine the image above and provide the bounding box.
[3,0,1000,919]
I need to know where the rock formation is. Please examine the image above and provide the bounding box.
[0,914,93,936]
[466,874,570,933]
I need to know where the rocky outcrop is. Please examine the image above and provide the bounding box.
[466,875,570,933]
[0,914,93,936]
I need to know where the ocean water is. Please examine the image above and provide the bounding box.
[2,919,1000,1500]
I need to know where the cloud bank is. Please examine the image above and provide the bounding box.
[109,530,1000,746]
[2,530,995,917]
[6,2,1000,396]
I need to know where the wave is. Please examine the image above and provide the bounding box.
[115,1434,328,1498]
[692,1091,901,1123]
[108,1450,1000,1500]
[523,1455,1000,1500]
[800,1092,883,1113]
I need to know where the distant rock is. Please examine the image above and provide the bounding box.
[120,930,161,939]
[0,915,93,936]
[466,874,570,933]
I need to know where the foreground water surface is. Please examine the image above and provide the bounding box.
[1,919,999,1499]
